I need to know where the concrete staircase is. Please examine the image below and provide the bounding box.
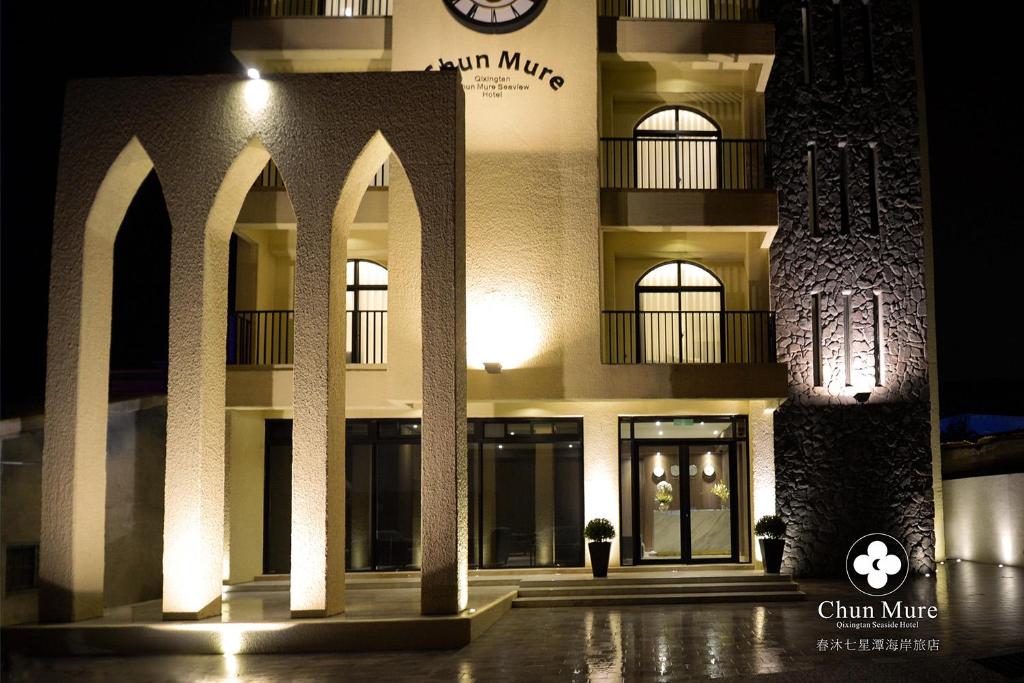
[512,572,805,608]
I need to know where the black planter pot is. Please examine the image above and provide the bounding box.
[759,538,785,574]
[588,541,611,578]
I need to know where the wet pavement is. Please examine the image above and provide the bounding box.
[4,562,1022,682]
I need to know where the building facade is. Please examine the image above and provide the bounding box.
[25,0,941,623]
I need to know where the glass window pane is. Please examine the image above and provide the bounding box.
[553,421,579,435]
[483,422,504,439]
[346,444,373,571]
[632,418,732,440]
[638,445,682,560]
[358,260,388,286]
[554,443,584,567]
[532,422,553,435]
[375,444,421,570]
[346,420,370,439]
[507,422,531,437]
[468,443,480,569]
[688,445,732,560]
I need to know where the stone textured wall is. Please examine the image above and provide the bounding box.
[764,0,935,576]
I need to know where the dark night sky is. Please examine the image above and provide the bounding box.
[1,2,1022,418]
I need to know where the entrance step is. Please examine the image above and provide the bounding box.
[517,580,800,598]
[516,573,793,589]
[512,573,805,607]
[513,590,804,608]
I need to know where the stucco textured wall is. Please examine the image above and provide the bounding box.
[763,0,935,576]
[45,71,465,619]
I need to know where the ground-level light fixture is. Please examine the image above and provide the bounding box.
[246,67,261,80]
[854,391,871,404]
[484,362,502,374]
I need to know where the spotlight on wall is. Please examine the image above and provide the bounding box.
[483,362,502,374]
[246,67,261,80]
[854,391,871,404]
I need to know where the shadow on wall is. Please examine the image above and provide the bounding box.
[773,402,935,578]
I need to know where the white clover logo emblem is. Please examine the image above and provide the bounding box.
[845,533,910,596]
[852,540,902,589]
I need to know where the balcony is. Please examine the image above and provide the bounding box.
[232,1,392,73]
[598,0,773,82]
[599,138,778,229]
[599,0,759,21]
[227,309,387,366]
[601,310,776,365]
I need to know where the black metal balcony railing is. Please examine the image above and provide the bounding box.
[241,0,392,17]
[599,0,759,20]
[601,138,770,190]
[253,159,388,191]
[227,309,387,365]
[601,310,776,364]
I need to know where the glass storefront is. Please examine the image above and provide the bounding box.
[468,419,584,568]
[263,418,584,573]
[619,416,751,565]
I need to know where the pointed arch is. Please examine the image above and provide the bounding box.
[41,134,162,622]
[162,135,296,619]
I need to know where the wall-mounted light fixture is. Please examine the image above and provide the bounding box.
[703,463,716,478]
[483,362,502,374]
[652,465,665,478]
[246,67,261,80]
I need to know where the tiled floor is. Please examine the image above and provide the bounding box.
[4,562,1022,682]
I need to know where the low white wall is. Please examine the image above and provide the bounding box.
[943,473,1024,567]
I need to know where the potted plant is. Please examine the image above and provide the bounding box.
[654,481,673,511]
[754,515,787,574]
[584,518,615,578]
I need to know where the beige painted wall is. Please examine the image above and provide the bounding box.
[225,410,267,584]
[943,473,1024,567]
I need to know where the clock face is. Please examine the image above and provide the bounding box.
[445,0,547,34]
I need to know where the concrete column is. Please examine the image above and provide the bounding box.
[290,203,347,618]
[161,138,270,621]
[418,144,468,616]
[749,401,777,564]
[40,137,153,622]
[583,408,620,567]
[162,221,230,620]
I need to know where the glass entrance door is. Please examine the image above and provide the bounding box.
[634,441,739,563]
[636,445,683,561]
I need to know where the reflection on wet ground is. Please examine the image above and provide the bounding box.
[4,562,1022,682]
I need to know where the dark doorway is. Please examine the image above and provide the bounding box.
[263,419,292,575]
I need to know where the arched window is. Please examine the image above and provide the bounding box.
[634,106,722,190]
[347,259,388,364]
[635,260,725,363]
